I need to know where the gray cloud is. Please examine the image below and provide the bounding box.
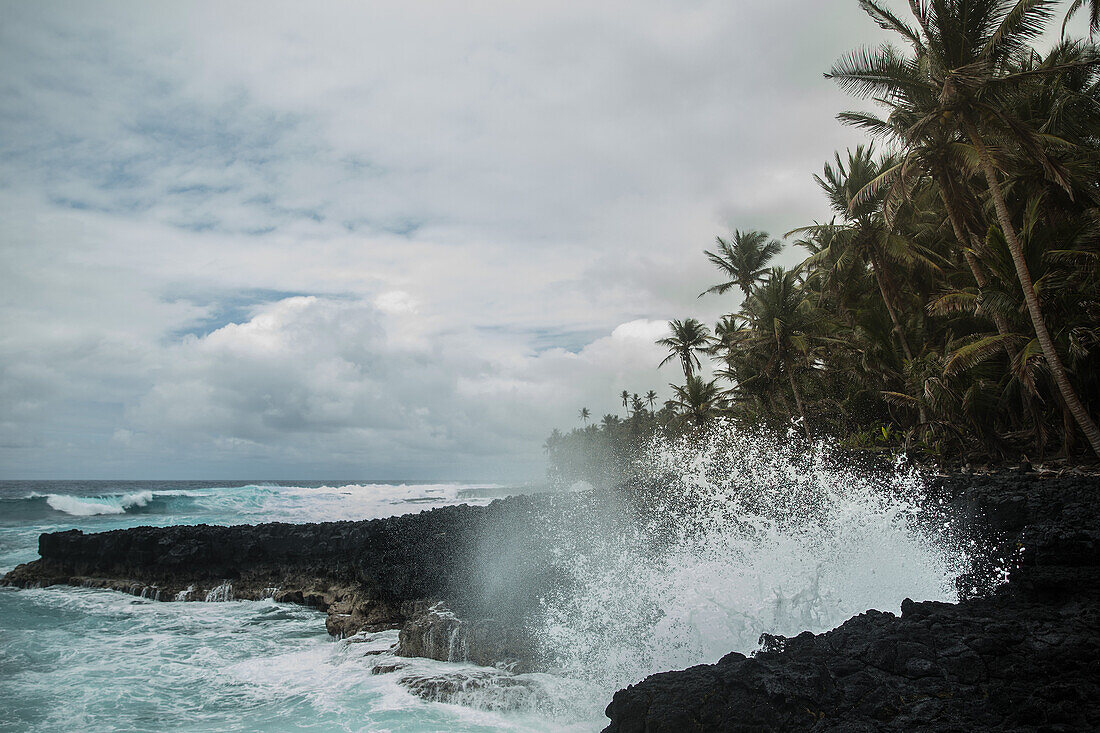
[0,1,937,478]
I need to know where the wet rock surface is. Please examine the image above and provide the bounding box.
[604,472,1100,732]
[398,668,548,710]
[396,601,538,672]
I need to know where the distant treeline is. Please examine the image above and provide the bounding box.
[548,1,1100,483]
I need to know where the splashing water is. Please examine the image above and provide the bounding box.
[534,421,968,711]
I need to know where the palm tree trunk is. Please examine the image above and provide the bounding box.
[938,188,1019,356]
[868,248,928,432]
[786,368,813,440]
[868,249,915,361]
[964,118,1100,458]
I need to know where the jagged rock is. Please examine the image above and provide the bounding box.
[396,601,537,672]
[371,663,407,675]
[0,491,609,669]
[399,669,547,710]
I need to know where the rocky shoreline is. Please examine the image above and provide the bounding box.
[1,494,564,670]
[4,470,1098,730]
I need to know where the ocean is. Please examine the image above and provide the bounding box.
[0,433,972,732]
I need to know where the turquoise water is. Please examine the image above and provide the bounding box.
[0,481,596,733]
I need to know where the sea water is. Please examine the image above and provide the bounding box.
[0,428,973,732]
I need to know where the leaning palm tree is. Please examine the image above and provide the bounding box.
[700,230,784,299]
[828,0,1100,456]
[657,318,712,380]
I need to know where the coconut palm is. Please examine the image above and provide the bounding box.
[667,376,729,428]
[827,0,1100,455]
[657,318,712,380]
[578,407,590,426]
[793,145,925,361]
[645,390,658,411]
[725,267,823,439]
[700,230,784,299]
[620,390,630,409]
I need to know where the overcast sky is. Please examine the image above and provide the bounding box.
[0,2,1083,480]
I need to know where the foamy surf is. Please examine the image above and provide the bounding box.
[531,422,969,714]
[2,482,502,522]
[39,491,155,516]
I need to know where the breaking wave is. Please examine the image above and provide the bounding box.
[42,491,157,516]
[0,482,501,522]
[529,422,970,715]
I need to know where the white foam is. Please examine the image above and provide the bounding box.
[213,482,499,523]
[534,421,969,713]
[43,491,154,516]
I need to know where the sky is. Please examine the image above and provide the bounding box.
[1,1,1087,480]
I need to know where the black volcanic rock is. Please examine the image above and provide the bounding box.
[0,488,638,666]
[603,472,1100,732]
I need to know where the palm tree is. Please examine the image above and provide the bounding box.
[794,145,921,361]
[620,390,630,409]
[543,429,562,455]
[578,407,590,426]
[645,390,658,411]
[657,318,712,380]
[725,267,823,439]
[700,230,784,299]
[667,375,729,428]
[828,0,1100,456]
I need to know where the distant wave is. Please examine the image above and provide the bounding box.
[1,483,502,524]
[0,490,191,520]
[42,491,155,516]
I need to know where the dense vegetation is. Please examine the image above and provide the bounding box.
[547,1,1100,484]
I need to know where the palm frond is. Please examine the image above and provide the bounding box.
[985,1,1058,63]
[944,334,1023,376]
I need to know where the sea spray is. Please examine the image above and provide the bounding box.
[530,422,970,714]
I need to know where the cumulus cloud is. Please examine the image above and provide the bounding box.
[0,1,908,478]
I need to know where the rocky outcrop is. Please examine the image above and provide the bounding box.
[0,490,615,671]
[396,601,537,672]
[604,472,1100,732]
[0,497,553,652]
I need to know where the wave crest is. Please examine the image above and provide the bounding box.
[41,491,155,516]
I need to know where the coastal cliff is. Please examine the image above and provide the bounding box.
[1,489,630,672]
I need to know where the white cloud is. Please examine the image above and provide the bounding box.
[374,290,419,315]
